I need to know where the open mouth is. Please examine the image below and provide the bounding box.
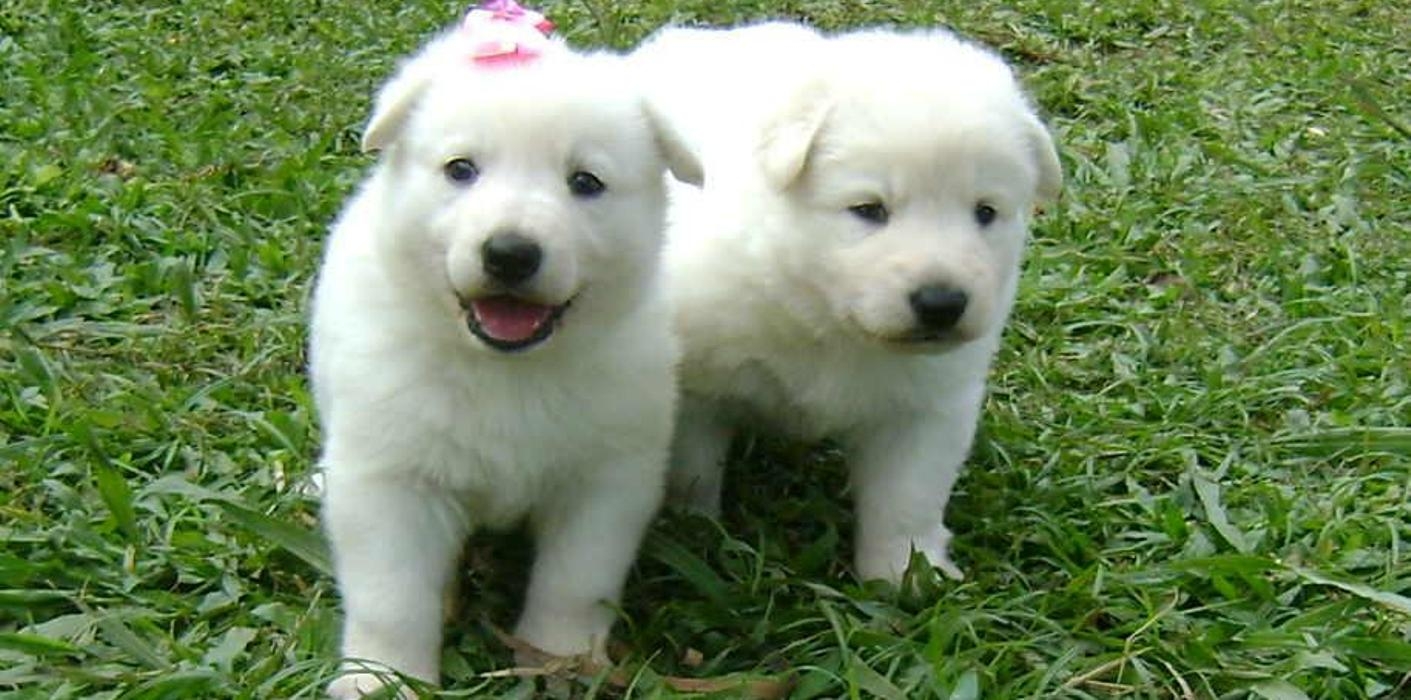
[462,295,571,352]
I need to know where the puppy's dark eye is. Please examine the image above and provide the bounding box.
[974,202,998,226]
[568,171,606,198]
[848,202,889,225]
[444,158,479,185]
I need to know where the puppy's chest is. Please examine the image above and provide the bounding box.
[331,355,664,524]
[395,375,600,458]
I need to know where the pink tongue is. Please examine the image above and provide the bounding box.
[471,296,554,341]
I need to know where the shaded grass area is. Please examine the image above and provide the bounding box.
[2,0,1408,697]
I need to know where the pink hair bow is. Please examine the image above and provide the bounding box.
[461,0,556,67]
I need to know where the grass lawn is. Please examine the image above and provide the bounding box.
[3,0,1409,697]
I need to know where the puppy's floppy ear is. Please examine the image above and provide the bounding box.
[361,40,452,153]
[1024,113,1063,202]
[361,63,433,153]
[642,100,703,186]
[757,79,831,190]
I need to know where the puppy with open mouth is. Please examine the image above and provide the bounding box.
[635,23,1061,584]
[310,3,700,696]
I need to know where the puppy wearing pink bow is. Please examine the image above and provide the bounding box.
[312,3,699,696]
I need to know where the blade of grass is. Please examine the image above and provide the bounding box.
[216,501,332,577]
[642,532,729,607]
[1350,80,1411,141]
[1250,678,1311,700]
[0,631,83,657]
[71,420,140,546]
[1192,473,1250,554]
[76,603,168,671]
[1287,565,1411,616]
[1276,427,1411,457]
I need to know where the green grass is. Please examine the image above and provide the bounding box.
[2,0,1409,697]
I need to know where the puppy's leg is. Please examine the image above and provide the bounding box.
[849,400,979,583]
[515,467,663,660]
[324,469,467,698]
[666,397,731,516]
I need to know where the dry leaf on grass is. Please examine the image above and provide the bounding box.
[487,625,794,699]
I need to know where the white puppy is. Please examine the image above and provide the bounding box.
[311,11,700,697]
[635,24,1061,583]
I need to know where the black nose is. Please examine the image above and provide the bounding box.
[482,233,542,286]
[909,285,968,331]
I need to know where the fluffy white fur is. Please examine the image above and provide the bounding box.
[634,23,1061,583]
[312,28,699,698]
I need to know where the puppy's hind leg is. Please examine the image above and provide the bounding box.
[666,397,732,517]
[323,469,468,698]
[514,466,664,661]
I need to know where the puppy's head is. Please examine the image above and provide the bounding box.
[360,32,700,354]
[751,29,1060,352]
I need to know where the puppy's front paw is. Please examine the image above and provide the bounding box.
[327,669,417,699]
[512,618,610,665]
[856,526,964,584]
